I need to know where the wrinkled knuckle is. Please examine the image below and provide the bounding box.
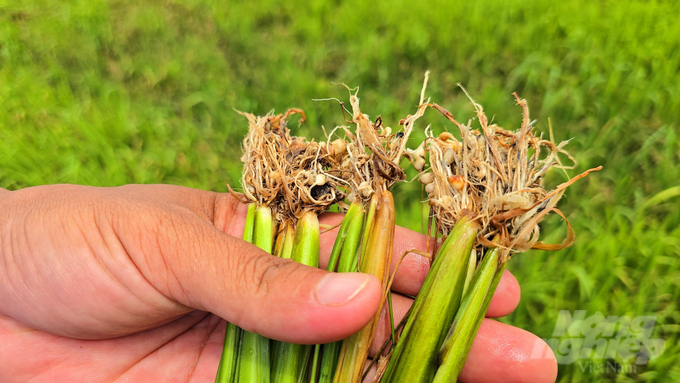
[5,185,99,224]
[99,190,160,230]
[239,250,294,298]
[0,192,19,218]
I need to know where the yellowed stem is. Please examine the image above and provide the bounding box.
[333,191,395,383]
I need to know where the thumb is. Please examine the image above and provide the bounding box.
[120,201,382,344]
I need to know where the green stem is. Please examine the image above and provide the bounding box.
[318,342,341,383]
[275,221,295,260]
[243,203,257,243]
[272,212,320,383]
[216,203,256,383]
[380,217,478,383]
[311,344,321,383]
[291,212,320,267]
[336,203,366,274]
[434,248,504,383]
[253,205,274,253]
[327,202,364,272]
[240,333,272,383]
[387,292,395,345]
[462,248,477,297]
[335,192,395,383]
[315,203,365,383]
[239,205,274,383]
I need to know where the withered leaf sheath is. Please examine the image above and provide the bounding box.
[315,202,365,383]
[334,191,395,383]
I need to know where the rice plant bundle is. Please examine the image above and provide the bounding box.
[215,78,599,383]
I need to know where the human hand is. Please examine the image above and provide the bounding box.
[0,184,557,382]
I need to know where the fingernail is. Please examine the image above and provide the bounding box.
[316,273,370,306]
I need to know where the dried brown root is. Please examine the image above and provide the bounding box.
[235,109,346,222]
[336,88,419,206]
[409,89,601,261]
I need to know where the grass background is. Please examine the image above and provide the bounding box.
[1,0,678,381]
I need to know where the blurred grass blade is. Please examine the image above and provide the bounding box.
[434,248,501,383]
[381,217,478,383]
[334,191,395,383]
[216,203,256,383]
[642,186,680,209]
[239,205,274,383]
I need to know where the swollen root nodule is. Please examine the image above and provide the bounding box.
[410,91,601,261]
[380,87,600,383]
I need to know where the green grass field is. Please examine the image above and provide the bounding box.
[1,0,678,381]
